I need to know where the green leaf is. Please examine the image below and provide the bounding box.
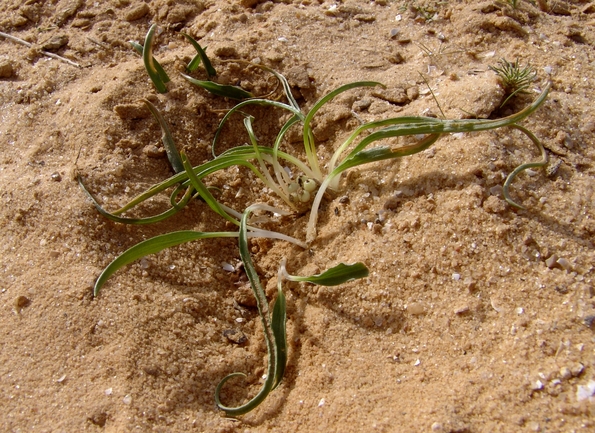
[181,73,253,100]
[271,282,287,390]
[287,262,369,286]
[78,175,194,225]
[93,230,238,296]
[180,152,239,226]
[215,206,287,416]
[143,99,184,174]
[130,40,170,86]
[142,24,169,93]
[182,33,216,77]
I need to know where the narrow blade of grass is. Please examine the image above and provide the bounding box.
[142,24,168,93]
[286,262,369,285]
[78,175,193,224]
[93,230,238,296]
[181,33,216,77]
[180,152,239,226]
[129,40,170,85]
[302,81,384,179]
[502,124,548,209]
[143,99,184,174]
[181,73,253,99]
[215,205,286,416]
[271,280,287,389]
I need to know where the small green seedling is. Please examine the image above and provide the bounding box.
[131,24,170,93]
[490,58,537,106]
[182,33,216,77]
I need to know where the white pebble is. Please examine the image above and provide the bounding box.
[221,262,235,272]
[123,394,132,405]
[105,388,113,396]
[318,398,325,407]
[576,380,595,401]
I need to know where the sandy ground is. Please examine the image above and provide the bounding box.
[1,0,595,432]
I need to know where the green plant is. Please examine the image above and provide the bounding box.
[489,58,537,106]
[80,25,551,417]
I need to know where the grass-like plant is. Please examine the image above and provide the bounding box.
[80,25,551,417]
[490,58,537,106]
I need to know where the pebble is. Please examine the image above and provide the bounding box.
[454,305,469,315]
[143,144,165,159]
[576,380,595,401]
[42,35,69,51]
[124,3,150,21]
[51,172,62,181]
[14,295,31,311]
[0,59,15,78]
[407,302,426,315]
[223,329,247,344]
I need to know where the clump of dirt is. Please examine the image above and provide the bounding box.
[1,1,594,432]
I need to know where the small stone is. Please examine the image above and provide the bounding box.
[164,5,194,24]
[584,315,595,328]
[353,98,372,112]
[483,195,506,214]
[406,86,419,101]
[87,411,107,427]
[143,145,165,159]
[556,257,572,271]
[124,3,150,21]
[71,18,91,28]
[545,254,558,268]
[454,305,469,315]
[407,302,426,315]
[372,87,409,105]
[240,0,261,7]
[212,43,238,58]
[113,103,150,120]
[234,284,256,307]
[0,59,15,78]
[223,329,247,344]
[576,380,595,401]
[122,394,132,405]
[560,367,572,381]
[51,172,62,181]
[54,0,83,26]
[569,363,584,377]
[42,34,69,51]
[14,295,31,310]
[116,138,141,149]
[354,14,376,22]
